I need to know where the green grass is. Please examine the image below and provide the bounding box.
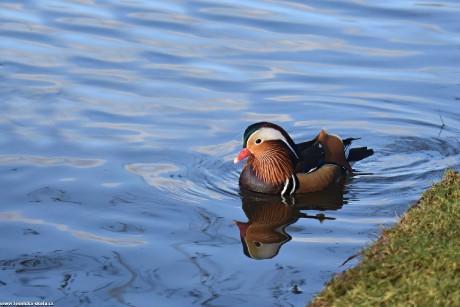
[309,169,460,307]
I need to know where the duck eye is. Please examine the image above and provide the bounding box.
[254,241,261,247]
[255,139,262,144]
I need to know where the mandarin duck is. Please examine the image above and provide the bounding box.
[234,122,373,195]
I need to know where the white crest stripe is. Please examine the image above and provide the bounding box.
[248,127,298,158]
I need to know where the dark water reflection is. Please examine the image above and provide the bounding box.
[236,188,343,260]
[1,0,460,305]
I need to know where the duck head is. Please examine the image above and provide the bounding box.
[234,122,299,187]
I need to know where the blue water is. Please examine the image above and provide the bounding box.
[1,1,459,306]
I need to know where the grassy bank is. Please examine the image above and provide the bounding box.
[309,169,460,307]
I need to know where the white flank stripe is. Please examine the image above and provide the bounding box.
[281,178,289,195]
[290,175,296,194]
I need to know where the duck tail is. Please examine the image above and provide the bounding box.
[342,137,374,165]
[347,147,374,164]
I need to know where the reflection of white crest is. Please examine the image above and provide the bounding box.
[246,238,289,260]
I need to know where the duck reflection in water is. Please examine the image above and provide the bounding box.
[234,186,345,260]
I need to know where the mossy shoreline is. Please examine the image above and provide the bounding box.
[309,169,460,307]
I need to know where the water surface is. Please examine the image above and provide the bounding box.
[1,0,459,306]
